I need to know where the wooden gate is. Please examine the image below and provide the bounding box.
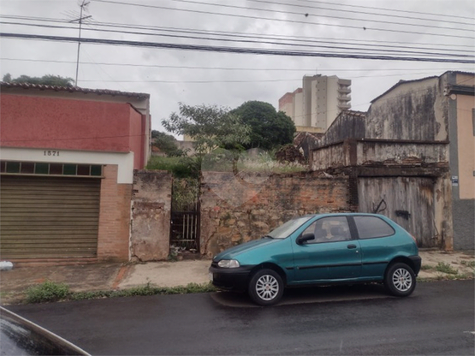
[358,177,438,247]
[169,178,200,251]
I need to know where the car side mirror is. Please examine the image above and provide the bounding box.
[297,233,314,245]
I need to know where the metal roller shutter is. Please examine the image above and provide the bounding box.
[0,175,100,259]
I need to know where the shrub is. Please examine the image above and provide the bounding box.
[435,262,458,275]
[26,281,70,303]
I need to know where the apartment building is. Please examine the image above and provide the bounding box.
[279,75,351,132]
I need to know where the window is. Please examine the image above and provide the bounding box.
[0,161,103,178]
[354,216,395,239]
[302,216,351,243]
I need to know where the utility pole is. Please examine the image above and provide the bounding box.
[71,0,91,87]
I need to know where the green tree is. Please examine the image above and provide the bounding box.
[162,103,251,155]
[231,101,296,150]
[2,73,74,87]
[151,130,184,157]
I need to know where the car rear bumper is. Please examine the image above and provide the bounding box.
[209,265,254,292]
[409,255,422,275]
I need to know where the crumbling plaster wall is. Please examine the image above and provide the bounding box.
[366,77,449,141]
[131,170,172,261]
[200,171,350,257]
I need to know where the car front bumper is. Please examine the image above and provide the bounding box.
[209,264,254,292]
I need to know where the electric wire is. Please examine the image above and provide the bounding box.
[1,14,472,51]
[2,21,473,59]
[246,0,475,26]
[169,0,474,32]
[1,32,473,63]
[92,0,475,40]
[2,57,470,73]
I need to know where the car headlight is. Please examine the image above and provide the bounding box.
[218,259,240,268]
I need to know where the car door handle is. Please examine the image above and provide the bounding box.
[347,244,357,249]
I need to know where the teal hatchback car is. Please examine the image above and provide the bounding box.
[209,213,421,306]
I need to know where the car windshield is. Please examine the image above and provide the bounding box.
[266,216,313,239]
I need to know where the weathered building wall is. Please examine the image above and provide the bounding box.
[356,140,448,166]
[310,139,452,249]
[366,76,449,141]
[312,140,448,171]
[131,170,172,261]
[200,171,350,257]
[321,111,366,146]
[311,142,348,170]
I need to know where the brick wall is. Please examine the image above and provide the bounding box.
[200,171,350,257]
[97,165,132,262]
[130,170,172,261]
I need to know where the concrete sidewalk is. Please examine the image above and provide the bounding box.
[1,250,474,305]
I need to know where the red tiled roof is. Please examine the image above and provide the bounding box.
[0,82,150,98]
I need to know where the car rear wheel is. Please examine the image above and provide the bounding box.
[248,269,284,306]
[384,263,416,297]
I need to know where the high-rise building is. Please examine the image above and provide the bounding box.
[279,75,351,132]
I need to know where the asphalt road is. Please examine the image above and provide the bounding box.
[7,280,475,355]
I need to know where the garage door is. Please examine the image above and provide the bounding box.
[0,176,101,259]
[358,177,437,248]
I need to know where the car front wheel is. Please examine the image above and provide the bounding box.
[248,269,284,306]
[384,262,416,297]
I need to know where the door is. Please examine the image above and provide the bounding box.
[292,216,361,282]
[358,177,437,247]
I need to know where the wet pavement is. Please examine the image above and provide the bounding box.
[6,280,475,355]
[1,249,474,305]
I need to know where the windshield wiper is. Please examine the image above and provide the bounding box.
[262,235,274,239]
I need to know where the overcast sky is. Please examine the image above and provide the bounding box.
[1,0,474,135]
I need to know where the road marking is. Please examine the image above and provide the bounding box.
[463,331,475,335]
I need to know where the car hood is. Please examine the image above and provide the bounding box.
[213,237,278,261]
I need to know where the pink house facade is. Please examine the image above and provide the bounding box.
[0,82,151,263]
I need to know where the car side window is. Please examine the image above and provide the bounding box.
[302,217,351,243]
[354,216,395,239]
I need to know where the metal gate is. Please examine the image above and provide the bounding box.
[169,178,200,251]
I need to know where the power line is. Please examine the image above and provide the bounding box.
[247,0,475,26]
[2,14,471,50]
[2,57,470,72]
[170,0,474,32]
[3,20,473,59]
[1,32,473,63]
[294,0,475,21]
[77,72,463,83]
[92,0,475,40]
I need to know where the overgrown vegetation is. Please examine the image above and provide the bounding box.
[147,156,200,178]
[171,177,200,211]
[461,260,475,268]
[24,281,217,304]
[435,262,458,275]
[26,281,70,303]
[151,130,186,157]
[3,73,74,87]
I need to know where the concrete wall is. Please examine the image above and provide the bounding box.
[366,76,448,141]
[200,171,350,257]
[310,139,453,249]
[130,170,173,261]
[321,111,365,146]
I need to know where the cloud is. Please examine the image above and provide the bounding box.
[1,0,473,135]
